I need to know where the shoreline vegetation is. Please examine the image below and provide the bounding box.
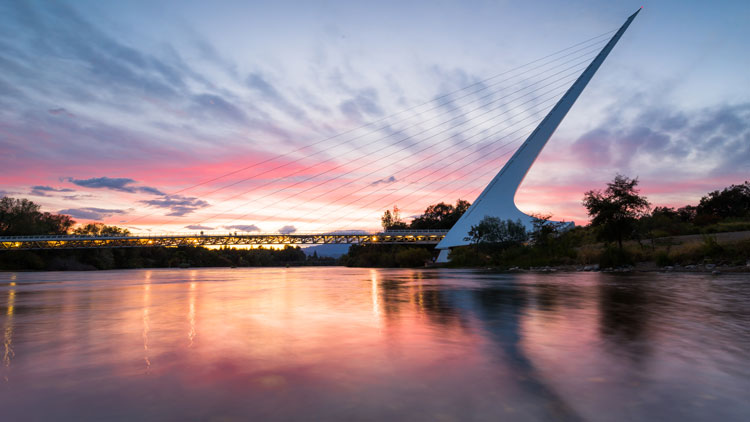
[344,176,750,272]
[2,175,749,272]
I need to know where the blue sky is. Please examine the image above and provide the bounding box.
[1,0,748,232]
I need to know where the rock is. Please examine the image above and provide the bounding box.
[712,270,721,275]
[705,264,716,270]
[663,266,674,272]
[685,265,697,270]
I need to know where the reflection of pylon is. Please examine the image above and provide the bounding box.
[437,9,642,261]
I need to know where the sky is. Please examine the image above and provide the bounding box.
[1,0,748,233]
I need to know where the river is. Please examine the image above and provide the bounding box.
[1,267,749,421]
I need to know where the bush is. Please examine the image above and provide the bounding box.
[395,248,432,267]
[599,246,633,268]
[654,251,673,267]
[445,247,488,267]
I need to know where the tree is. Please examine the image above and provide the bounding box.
[695,181,750,223]
[530,214,569,251]
[73,223,130,236]
[582,174,650,250]
[381,205,407,231]
[464,216,527,250]
[410,199,471,229]
[381,209,393,231]
[0,197,75,236]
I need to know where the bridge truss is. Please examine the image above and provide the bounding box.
[0,231,447,251]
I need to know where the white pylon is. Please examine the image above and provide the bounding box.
[437,8,642,261]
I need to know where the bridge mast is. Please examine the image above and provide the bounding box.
[436,8,641,260]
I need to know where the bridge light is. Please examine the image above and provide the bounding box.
[371,236,378,242]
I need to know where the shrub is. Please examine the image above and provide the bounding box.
[654,251,673,267]
[395,248,432,267]
[599,245,633,268]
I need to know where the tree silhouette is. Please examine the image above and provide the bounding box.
[582,174,650,250]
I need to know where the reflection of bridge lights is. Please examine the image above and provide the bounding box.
[142,281,151,374]
[3,282,16,379]
[370,270,382,328]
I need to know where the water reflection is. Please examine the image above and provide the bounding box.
[0,269,748,421]
[598,278,652,363]
[2,279,15,381]
[143,277,151,374]
[188,282,197,347]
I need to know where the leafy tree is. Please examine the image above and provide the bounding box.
[0,197,75,236]
[381,210,393,230]
[73,223,131,236]
[381,205,408,231]
[695,181,750,223]
[410,199,471,229]
[677,205,697,222]
[529,214,570,251]
[464,216,527,249]
[582,174,650,250]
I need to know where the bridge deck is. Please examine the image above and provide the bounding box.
[0,231,448,251]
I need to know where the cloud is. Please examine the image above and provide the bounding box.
[278,225,297,234]
[224,224,260,232]
[190,94,249,125]
[48,107,74,117]
[62,194,96,201]
[58,207,125,220]
[246,73,306,120]
[66,177,164,195]
[371,175,397,185]
[570,102,750,178]
[185,225,214,230]
[30,185,75,196]
[141,195,209,216]
[339,88,383,121]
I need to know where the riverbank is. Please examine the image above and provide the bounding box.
[0,245,337,271]
[497,261,750,274]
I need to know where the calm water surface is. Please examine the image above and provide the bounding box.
[1,268,749,421]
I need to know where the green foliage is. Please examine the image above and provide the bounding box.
[696,181,750,223]
[342,244,435,267]
[444,246,488,267]
[700,234,723,257]
[700,220,750,234]
[465,216,528,247]
[0,197,75,236]
[0,245,312,271]
[381,206,408,231]
[599,245,634,268]
[409,199,470,229]
[582,174,650,249]
[73,223,130,236]
[394,248,432,267]
[654,251,673,267]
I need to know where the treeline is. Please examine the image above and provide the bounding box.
[345,178,750,268]
[344,199,473,267]
[381,200,471,230]
[451,176,750,268]
[0,245,333,271]
[340,245,434,268]
[0,196,333,271]
[0,197,74,236]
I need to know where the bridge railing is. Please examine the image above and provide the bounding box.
[0,229,449,242]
